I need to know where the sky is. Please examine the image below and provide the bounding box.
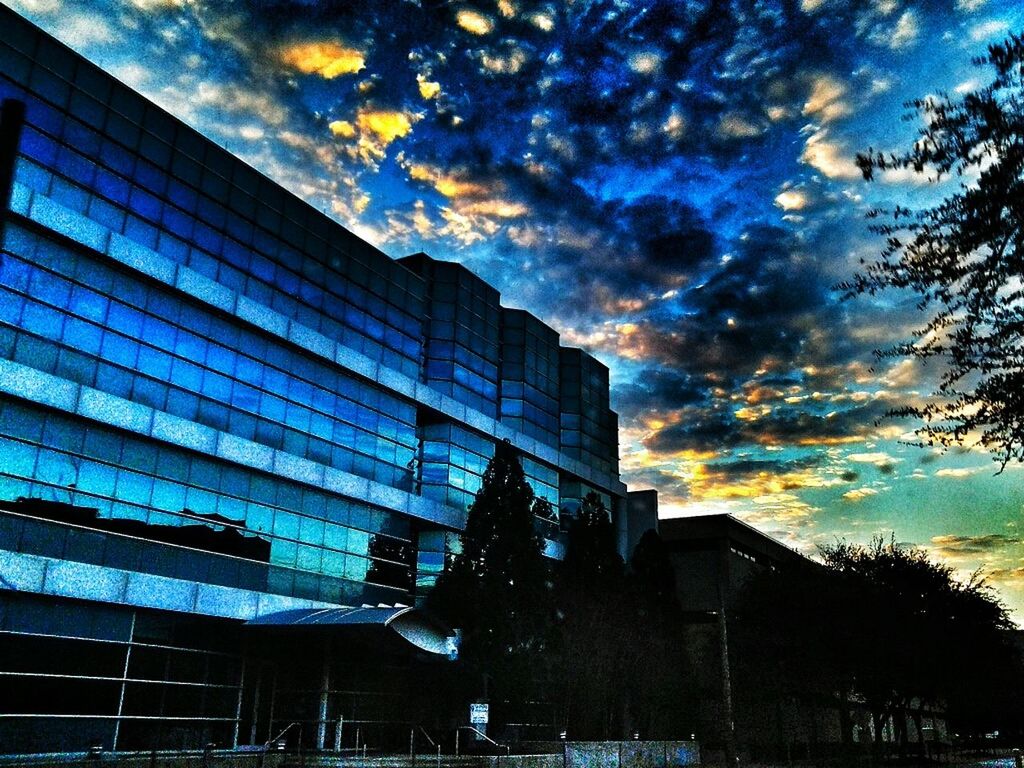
[7,0,1024,617]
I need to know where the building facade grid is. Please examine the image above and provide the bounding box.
[0,5,628,754]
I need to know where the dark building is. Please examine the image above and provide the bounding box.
[660,515,947,762]
[659,515,809,762]
[0,6,626,754]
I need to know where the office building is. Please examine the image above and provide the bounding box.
[0,6,626,754]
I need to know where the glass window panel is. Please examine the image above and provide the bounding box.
[151,477,186,512]
[0,438,38,478]
[245,503,273,534]
[344,555,368,582]
[165,382,199,417]
[296,544,321,572]
[68,285,108,324]
[321,549,345,576]
[270,539,296,568]
[184,485,216,514]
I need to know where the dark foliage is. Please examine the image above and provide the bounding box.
[821,537,1016,740]
[842,34,1024,469]
[550,505,695,740]
[426,439,552,709]
[549,493,628,738]
[625,529,696,740]
[732,536,1018,756]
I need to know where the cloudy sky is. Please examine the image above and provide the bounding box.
[9,0,1024,616]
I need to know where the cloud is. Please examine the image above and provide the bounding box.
[842,487,879,501]
[985,567,1024,587]
[456,9,495,35]
[775,189,808,211]
[931,534,1022,557]
[417,74,441,100]
[717,112,764,139]
[330,107,422,167]
[643,396,892,455]
[969,19,1010,41]
[935,466,986,478]
[801,129,862,179]
[847,451,899,465]
[475,42,531,75]
[279,41,365,78]
[802,74,851,123]
[628,50,664,76]
[889,10,921,48]
[614,369,708,419]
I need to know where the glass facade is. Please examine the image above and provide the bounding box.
[0,592,256,753]
[402,253,502,418]
[559,347,619,483]
[501,309,561,449]
[0,5,628,754]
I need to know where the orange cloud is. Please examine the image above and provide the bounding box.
[280,41,365,79]
[456,9,494,35]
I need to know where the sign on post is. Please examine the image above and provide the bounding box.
[469,702,489,725]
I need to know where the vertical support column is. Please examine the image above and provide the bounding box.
[267,668,278,743]
[249,663,263,746]
[112,611,137,752]
[316,638,331,750]
[233,650,247,749]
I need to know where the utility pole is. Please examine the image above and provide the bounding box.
[718,539,737,767]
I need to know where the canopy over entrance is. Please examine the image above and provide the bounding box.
[245,606,458,658]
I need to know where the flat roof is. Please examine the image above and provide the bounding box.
[659,514,806,565]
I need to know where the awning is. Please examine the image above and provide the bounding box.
[245,605,458,658]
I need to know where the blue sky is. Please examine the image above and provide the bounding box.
[9,0,1024,617]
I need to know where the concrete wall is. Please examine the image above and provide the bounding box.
[563,742,700,768]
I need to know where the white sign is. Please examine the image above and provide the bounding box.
[469,702,489,724]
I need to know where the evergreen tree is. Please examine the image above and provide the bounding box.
[562,492,624,588]
[551,492,628,738]
[628,530,694,738]
[427,439,551,711]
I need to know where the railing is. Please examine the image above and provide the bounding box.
[409,727,442,768]
[454,726,509,758]
[258,723,301,768]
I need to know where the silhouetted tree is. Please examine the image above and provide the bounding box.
[427,439,551,714]
[550,513,696,740]
[733,536,1017,758]
[562,492,624,587]
[550,492,628,738]
[625,529,696,740]
[844,33,1024,468]
[822,537,1015,749]
[732,557,856,759]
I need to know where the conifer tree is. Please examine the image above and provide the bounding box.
[427,439,551,709]
[551,492,630,738]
